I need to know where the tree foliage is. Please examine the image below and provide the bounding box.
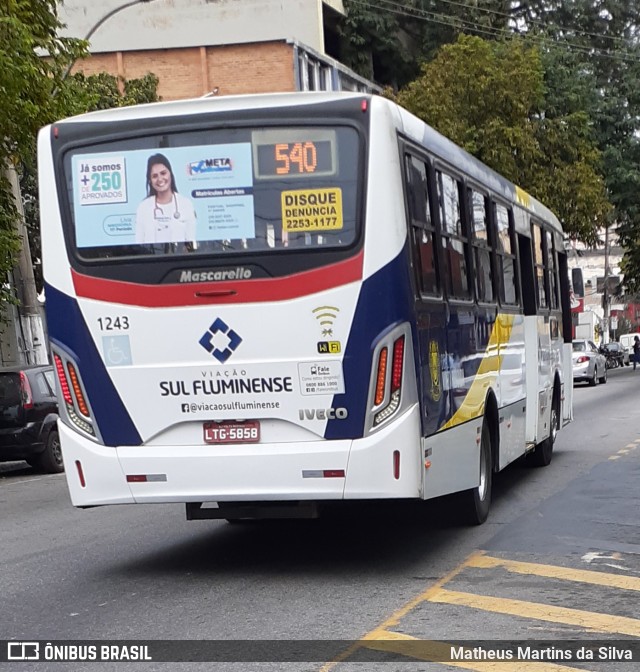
[340,0,513,88]
[342,1,640,287]
[396,34,610,244]
[0,0,85,308]
[0,2,160,316]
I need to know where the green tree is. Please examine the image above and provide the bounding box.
[396,34,610,244]
[340,0,514,88]
[340,0,417,88]
[0,0,85,311]
[513,1,640,289]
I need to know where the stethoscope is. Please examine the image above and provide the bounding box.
[153,193,181,220]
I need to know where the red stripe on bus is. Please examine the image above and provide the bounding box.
[71,252,363,307]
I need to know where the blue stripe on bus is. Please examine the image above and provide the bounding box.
[324,249,415,440]
[45,283,142,446]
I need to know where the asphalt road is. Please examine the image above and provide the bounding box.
[1,365,639,671]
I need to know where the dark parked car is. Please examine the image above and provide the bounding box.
[0,364,62,473]
[600,341,625,368]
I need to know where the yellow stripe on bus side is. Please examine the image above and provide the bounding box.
[440,313,516,431]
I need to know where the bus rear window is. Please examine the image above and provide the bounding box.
[63,126,360,260]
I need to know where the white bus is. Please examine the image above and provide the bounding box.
[38,92,572,524]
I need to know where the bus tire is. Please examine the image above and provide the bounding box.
[529,394,558,468]
[458,421,492,525]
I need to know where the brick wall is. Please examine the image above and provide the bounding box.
[71,42,296,101]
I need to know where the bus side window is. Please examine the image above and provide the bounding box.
[437,171,471,299]
[405,155,439,295]
[494,203,519,306]
[546,230,559,309]
[469,189,494,303]
[532,222,548,309]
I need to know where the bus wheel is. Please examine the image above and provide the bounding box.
[458,422,492,525]
[529,396,558,467]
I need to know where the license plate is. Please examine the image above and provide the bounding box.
[203,420,260,444]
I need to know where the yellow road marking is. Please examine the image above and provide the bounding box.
[319,550,640,670]
[430,588,640,636]
[469,554,640,591]
[318,551,484,671]
[361,632,588,671]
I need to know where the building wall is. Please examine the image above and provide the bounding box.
[73,42,295,100]
[59,0,335,54]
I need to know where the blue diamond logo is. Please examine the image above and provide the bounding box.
[199,318,242,362]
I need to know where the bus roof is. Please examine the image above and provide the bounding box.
[50,91,368,125]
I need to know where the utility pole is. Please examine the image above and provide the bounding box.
[3,164,48,365]
[602,225,610,345]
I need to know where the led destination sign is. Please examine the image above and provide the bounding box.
[253,128,337,179]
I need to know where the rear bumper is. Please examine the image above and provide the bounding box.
[0,424,45,460]
[572,363,591,382]
[60,406,423,507]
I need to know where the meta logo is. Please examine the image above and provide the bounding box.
[298,407,348,421]
[188,157,232,174]
[199,318,242,363]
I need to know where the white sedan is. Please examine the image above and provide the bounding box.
[572,340,607,386]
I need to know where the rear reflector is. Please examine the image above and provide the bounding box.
[302,469,345,479]
[393,450,400,480]
[75,460,86,488]
[126,474,167,483]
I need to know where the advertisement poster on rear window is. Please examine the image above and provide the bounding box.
[70,144,255,248]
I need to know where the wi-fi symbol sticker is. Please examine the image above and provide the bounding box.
[312,305,340,336]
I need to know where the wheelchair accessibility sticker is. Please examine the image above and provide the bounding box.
[102,335,133,367]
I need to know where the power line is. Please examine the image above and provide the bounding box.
[377,0,639,48]
[347,0,640,64]
[353,0,640,61]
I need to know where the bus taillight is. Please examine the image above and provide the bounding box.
[374,347,388,406]
[391,336,405,391]
[67,362,90,418]
[373,335,405,427]
[54,354,73,405]
[52,350,96,438]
